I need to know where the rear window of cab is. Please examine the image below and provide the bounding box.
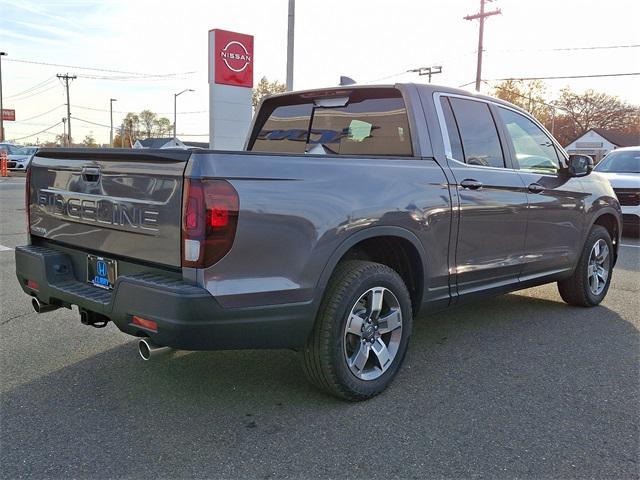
[249,88,413,157]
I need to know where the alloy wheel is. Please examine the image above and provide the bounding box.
[587,238,610,296]
[343,287,403,381]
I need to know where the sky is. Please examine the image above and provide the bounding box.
[1,0,639,145]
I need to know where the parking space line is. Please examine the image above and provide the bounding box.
[620,243,640,248]
[0,245,13,251]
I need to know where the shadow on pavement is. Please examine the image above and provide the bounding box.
[1,292,638,479]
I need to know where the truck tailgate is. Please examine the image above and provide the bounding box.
[28,149,190,267]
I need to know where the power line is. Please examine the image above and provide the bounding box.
[16,104,65,122]
[488,83,567,112]
[75,73,195,82]
[7,83,60,102]
[494,43,640,53]
[549,43,640,51]
[490,72,640,81]
[72,117,208,137]
[9,121,62,142]
[74,104,206,115]
[5,57,196,78]
[5,76,56,99]
[72,117,112,129]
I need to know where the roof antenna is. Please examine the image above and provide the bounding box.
[339,76,357,86]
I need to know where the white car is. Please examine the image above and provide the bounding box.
[0,144,38,171]
[594,146,640,235]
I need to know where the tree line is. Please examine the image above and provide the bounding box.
[113,110,173,147]
[491,80,639,146]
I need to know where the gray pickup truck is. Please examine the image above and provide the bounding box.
[16,84,622,400]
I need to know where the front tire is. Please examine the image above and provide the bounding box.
[558,225,614,307]
[301,261,413,401]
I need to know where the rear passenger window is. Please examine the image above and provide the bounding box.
[448,97,505,168]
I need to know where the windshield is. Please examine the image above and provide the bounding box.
[0,144,20,154]
[14,147,37,155]
[595,150,640,174]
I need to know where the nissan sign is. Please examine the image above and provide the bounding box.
[2,109,15,121]
[211,29,254,88]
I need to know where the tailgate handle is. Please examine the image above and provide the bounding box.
[81,167,101,183]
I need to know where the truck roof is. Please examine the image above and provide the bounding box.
[263,82,528,116]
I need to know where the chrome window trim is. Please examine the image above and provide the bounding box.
[432,91,568,172]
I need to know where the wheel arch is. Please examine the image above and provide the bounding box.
[315,227,428,315]
[588,208,622,265]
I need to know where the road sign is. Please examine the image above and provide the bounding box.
[2,109,16,121]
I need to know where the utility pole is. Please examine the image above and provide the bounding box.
[286,0,295,91]
[464,0,501,92]
[109,98,117,147]
[408,65,442,83]
[57,74,77,145]
[0,52,7,142]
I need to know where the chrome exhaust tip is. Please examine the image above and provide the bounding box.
[138,337,171,361]
[32,297,60,314]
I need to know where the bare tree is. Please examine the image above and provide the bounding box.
[82,134,98,148]
[139,110,157,138]
[554,89,639,140]
[252,76,286,110]
[154,117,172,137]
[492,80,553,125]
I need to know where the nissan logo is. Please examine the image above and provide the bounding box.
[220,41,251,73]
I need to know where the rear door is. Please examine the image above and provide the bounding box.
[436,94,529,299]
[495,106,586,278]
[29,149,190,267]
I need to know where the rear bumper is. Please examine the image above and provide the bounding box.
[15,245,314,350]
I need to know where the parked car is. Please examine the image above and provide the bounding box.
[15,84,622,400]
[0,143,38,171]
[594,146,640,235]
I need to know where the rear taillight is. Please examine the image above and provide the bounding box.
[25,165,31,235]
[181,179,239,268]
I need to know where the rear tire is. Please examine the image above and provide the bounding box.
[558,225,614,307]
[301,261,413,401]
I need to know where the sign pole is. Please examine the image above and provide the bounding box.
[0,52,7,142]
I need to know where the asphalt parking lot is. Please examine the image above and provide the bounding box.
[1,174,638,479]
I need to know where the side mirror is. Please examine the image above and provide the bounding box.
[567,154,594,177]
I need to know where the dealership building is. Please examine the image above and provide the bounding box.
[564,128,639,163]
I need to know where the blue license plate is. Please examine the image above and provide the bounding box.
[87,255,118,290]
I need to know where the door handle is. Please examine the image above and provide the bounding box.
[460,179,483,190]
[528,183,545,194]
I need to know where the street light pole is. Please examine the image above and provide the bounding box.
[286,0,295,91]
[109,98,117,147]
[0,52,7,142]
[173,89,194,143]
